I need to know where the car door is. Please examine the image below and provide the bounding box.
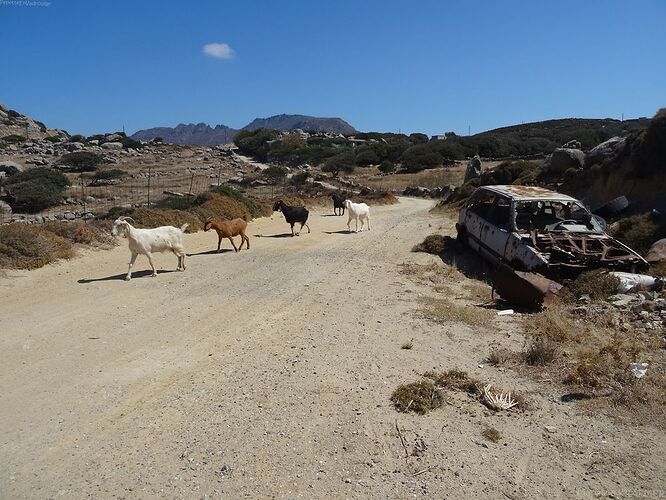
[480,194,512,264]
[463,190,496,256]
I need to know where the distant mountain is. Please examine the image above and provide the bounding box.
[131,114,357,146]
[242,114,356,134]
[131,123,238,146]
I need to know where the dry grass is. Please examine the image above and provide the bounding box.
[412,234,455,255]
[526,305,580,343]
[482,426,502,443]
[420,297,493,327]
[524,336,558,366]
[43,221,115,246]
[565,337,640,389]
[0,224,74,269]
[487,347,513,366]
[352,164,466,192]
[131,208,203,233]
[564,269,620,302]
[391,380,442,414]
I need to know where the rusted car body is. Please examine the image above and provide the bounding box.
[456,185,646,279]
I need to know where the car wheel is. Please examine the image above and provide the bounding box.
[456,224,468,246]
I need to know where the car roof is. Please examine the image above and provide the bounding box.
[477,185,579,202]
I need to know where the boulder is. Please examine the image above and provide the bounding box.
[101,141,123,150]
[562,139,582,149]
[0,160,24,176]
[0,200,12,221]
[646,238,666,263]
[544,148,584,174]
[104,134,123,143]
[585,136,626,167]
[464,155,482,183]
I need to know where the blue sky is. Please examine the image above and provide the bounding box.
[1,0,664,136]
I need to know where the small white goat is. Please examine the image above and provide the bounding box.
[111,216,188,280]
[344,200,370,232]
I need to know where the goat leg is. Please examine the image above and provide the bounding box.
[217,234,223,252]
[228,236,239,252]
[125,252,138,281]
[146,253,157,277]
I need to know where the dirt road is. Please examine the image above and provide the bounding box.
[1,198,664,499]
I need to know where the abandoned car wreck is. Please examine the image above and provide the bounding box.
[456,185,647,281]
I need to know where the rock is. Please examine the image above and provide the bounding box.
[34,215,44,223]
[544,425,557,434]
[101,141,123,150]
[104,133,123,143]
[608,294,634,307]
[0,200,12,221]
[562,140,582,149]
[0,160,24,176]
[82,212,95,220]
[66,142,85,151]
[646,238,666,263]
[63,212,76,220]
[464,155,482,183]
[585,136,626,167]
[544,148,585,174]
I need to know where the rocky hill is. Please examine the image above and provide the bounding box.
[0,103,66,141]
[131,114,357,145]
[131,123,238,146]
[242,114,356,134]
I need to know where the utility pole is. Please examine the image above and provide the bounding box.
[468,125,471,136]
[621,112,624,122]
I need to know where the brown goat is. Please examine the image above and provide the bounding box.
[203,218,250,252]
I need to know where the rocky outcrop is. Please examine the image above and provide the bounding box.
[544,148,585,174]
[0,160,24,176]
[464,155,481,183]
[585,136,626,167]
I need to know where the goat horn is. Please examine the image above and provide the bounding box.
[121,216,135,223]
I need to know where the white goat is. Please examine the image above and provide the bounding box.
[111,216,188,280]
[344,200,370,232]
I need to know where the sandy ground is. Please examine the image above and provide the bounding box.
[1,198,664,499]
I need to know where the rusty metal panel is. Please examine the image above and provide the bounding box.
[492,264,563,310]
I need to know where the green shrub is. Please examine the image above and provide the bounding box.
[290,171,310,185]
[92,169,126,180]
[565,269,620,302]
[4,167,71,212]
[378,160,396,174]
[2,134,26,143]
[155,195,201,210]
[262,165,288,183]
[322,150,355,176]
[400,144,443,172]
[234,129,280,162]
[57,151,102,172]
[613,213,666,255]
[120,137,143,149]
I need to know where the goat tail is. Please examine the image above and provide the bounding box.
[180,223,190,233]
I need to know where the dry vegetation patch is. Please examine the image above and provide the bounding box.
[391,379,442,414]
[0,224,74,269]
[482,426,502,443]
[420,297,494,327]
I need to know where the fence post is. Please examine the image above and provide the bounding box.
[189,173,195,195]
[81,180,86,220]
[217,166,221,187]
[147,166,151,207]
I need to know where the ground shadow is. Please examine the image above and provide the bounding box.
[78,269,177,283]
[187,249,233,256]
[324,230,353,235]
[254,233,296,238]
[321,214,344,217]
[436,236,492,282]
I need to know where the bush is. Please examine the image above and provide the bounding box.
[613,213,666,256]
[290,171,310,185]
[354,146,380,166]
[154,195,200,210]
[234,129,280,162]
[4,167,71,212]
[524,336,558,365]
[322,150,355,176]
[131,208,203,232]
[565,269,620,302]
[400,144,443,172]
[391,379,442,414]
[152,137,163,143]
[262,165,288,183]
[191,193,251,222]
[68,134,86,143]
[210,185,271,218]
[120,137,143,149]
[2,134,26,143]
[378,160,396,174]
[0,224,74,269]
[57,151,102,172]
[92,169,126,180]
[43,220,114,246]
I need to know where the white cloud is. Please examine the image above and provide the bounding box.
[203,42,235,60]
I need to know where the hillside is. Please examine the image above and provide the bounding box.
[0,103,65,141]
[131,123,238,146]
[471,117,650,155]
[242,114,356,134]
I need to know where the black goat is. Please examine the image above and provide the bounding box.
[331,193,346,216]
[273,200,311,236]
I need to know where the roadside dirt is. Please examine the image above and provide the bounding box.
[1,197,664,499]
